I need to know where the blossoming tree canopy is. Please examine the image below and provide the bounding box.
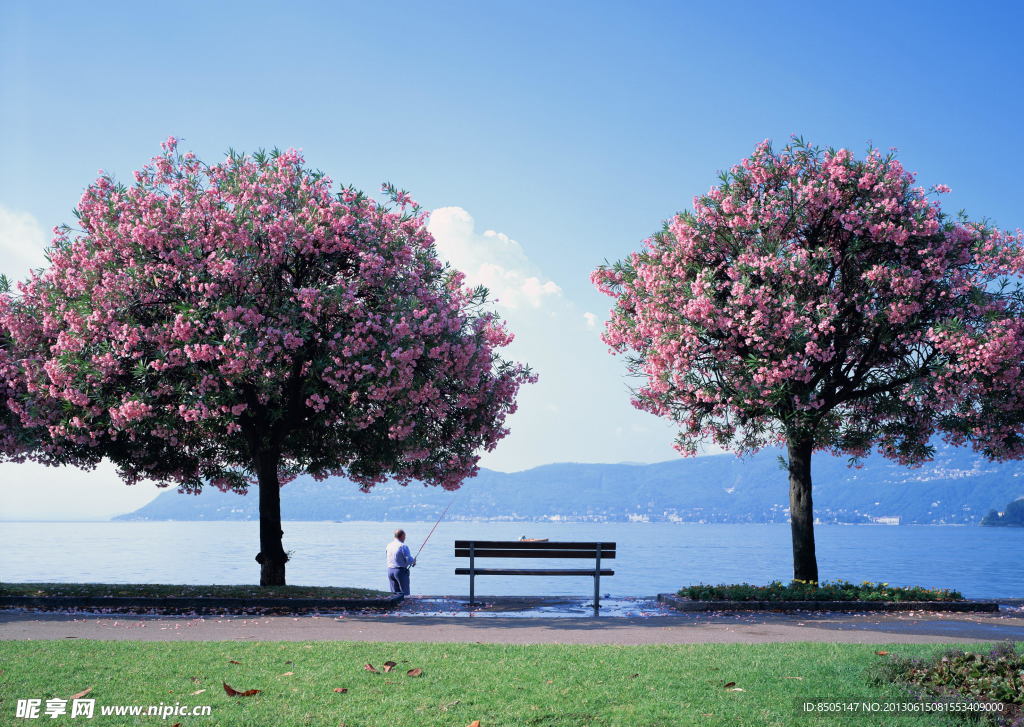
[2,281,104,469]
[593,137,1024,582]
[0,305,34,461]
[4,138,534,585]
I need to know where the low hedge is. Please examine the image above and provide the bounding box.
[678,579,964,602]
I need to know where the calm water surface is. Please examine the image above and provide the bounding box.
[3,521,1022,598]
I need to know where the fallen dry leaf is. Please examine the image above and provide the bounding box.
[223,682,261,697]
[191,689,206,695]
[468,722,481,727]
[171,724,181,727]
[382,663,396,673]
[728,687,745,692]
[723,682,736,688]
[190,677,201,684]
[280,672,294,677]
[228,660,242,664]
[407,668,423,677]
[875,651,890,656]
[364,663,379,673]
[629,673,639,679]
[69,688,92,700]
[333,688,348,693]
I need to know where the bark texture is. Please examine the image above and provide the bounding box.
[787,436,818,583]
[255,450,288,586]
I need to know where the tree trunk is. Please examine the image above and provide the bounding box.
[787,436,819,583]
[254,449,288,586]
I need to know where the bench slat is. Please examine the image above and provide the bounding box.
[454,549,616,559]
[455,568,615,576]
[454,541,615,550]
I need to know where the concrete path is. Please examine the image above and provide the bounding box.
[3,608,1023,645]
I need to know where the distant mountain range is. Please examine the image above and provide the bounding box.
[113,444,1024,525]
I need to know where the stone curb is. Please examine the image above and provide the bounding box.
[656,593,1001,612]
[0,594,403,614]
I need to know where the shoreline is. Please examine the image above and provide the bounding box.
[3,518,1008,525]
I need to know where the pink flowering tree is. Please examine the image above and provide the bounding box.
[0,300,37,461]
[2,282,94,467]
[0,299,22,457]
[593,137,1024,582]
[3,139,534,585]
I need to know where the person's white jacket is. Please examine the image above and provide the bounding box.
[386,539,416,568]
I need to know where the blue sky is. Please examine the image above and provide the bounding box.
[1,1,1022,518]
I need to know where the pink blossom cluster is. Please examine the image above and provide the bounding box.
[593,137,1024,464]
[1,139,534,492]
[0,308,27,459]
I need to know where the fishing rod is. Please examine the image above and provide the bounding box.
[412,498,456,564]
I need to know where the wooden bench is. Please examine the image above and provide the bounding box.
[454,540,616,610]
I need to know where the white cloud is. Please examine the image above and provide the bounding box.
[427,205,682,472]
[0,205,48,279]
[428,207,562,309]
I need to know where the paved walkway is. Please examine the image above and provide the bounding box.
[2,600,1022,645]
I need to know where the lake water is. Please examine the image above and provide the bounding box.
[2,521,1022,598]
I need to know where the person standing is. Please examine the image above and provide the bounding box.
[386,529,416,595]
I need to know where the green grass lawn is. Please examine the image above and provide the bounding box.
[0,640,982,726]
[0,582,389,599]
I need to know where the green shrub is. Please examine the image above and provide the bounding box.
[873,642,1023,726]
[678,579,963,601]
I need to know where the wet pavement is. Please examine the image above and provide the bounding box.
[388,596,670,618]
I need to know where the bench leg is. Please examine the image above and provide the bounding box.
[468,546,476,607]
[593,572,600,613]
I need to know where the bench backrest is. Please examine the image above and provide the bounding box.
[454,541,616,559]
